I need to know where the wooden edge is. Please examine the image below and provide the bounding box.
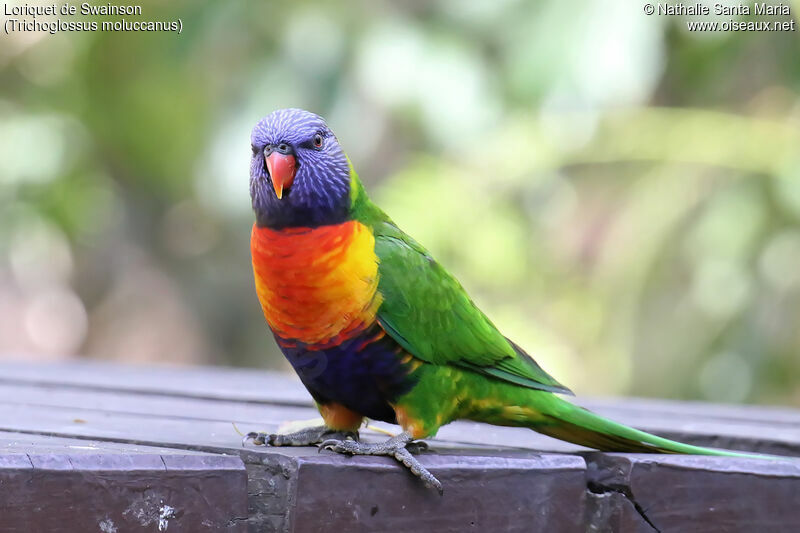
[288,452,588,531]
[583,452,800,532]
[0,452,249,532]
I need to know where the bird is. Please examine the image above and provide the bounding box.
[243,108,767,493]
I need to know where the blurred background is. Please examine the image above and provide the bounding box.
[1,0,799,406]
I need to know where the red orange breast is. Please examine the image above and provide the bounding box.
[250,221,382,346]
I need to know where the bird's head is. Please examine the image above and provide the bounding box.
[249,108,352,229]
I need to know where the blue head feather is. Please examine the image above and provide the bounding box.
[250,108,351,228]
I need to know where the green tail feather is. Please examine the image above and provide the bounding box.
[536,397,772,459]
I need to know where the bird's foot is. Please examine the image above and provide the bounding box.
[319,432,442,495]
[243,425,358,447]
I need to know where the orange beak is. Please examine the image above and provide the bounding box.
[265,152,296,200]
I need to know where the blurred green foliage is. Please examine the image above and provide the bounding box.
[1,0,799,406]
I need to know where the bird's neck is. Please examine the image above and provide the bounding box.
[252,199,351,230]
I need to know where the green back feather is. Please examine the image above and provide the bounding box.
[348,168,571,395]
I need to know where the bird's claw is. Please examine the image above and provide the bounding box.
[406,440,429,453]
[317,432,442,495]
[242,431,268,447]
[318,438,360,454]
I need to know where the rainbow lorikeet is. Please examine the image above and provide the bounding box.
[244,108,764,493]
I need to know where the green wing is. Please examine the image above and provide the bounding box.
[370,218,572,395]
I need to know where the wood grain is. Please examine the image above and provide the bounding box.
[0,359,799,532]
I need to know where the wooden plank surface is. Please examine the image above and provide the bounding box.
[0,359,799,532]
[4,359,800,425]
[1,362,799,456]
[0,431,248,533]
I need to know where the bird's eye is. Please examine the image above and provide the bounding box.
[313,133,323,148]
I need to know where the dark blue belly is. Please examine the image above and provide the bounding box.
[276,324,419,423]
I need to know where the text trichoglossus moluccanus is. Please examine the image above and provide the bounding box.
[244,108,769,492]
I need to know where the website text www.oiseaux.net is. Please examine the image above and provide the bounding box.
[644,3,796,32]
